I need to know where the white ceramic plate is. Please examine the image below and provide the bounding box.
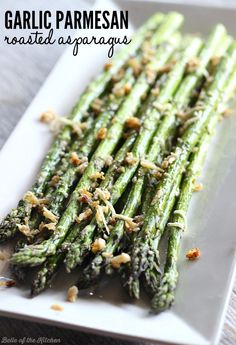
[1,1,236,344]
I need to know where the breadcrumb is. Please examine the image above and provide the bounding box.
[39,110,56,123]
[96,127,107,140]
[71,152,81,166]
[126,117,141,131]
[91,238,106,253]
[67,286,79,303]
[125,152,138,165]
[42,207,59,223]
[186,248,201,260]
[50,175,60,187]
[50,304,64,311]
[194,182,203,192]
[90,171,105,181]
[104,62,113,70]
[111,253,131,269]
[76,208,93,223]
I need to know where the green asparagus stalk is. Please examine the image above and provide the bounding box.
[31,74,171,294]
[77,26,228,289]
[33,67,138,224]
[152,66,236,312]
[0,12,166,243]
[31,134,137,295]
[127,41,236,299]
[63,73,169,273]
[141,32,232,216]
[11,14,183,267]
[65,37,202,276]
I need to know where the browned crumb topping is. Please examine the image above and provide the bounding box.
[194,182,203,192]
[125,152,138,165]
[211,56,221,67]
[17,224,32,237]
[67,286,79,303]
[112,68,125,83]
[186,248,201,261]
[102,252,113,259]
[125,117,141,131]
[146,68,156,84]
[39,110,56,123]
[91,238,106,253]
[151,87,160,96]
[128,58,142,76]
[76,208,93,223]
[104,155,113,167]
[124,83,132,95]
[111,253,131,269]
[186,58,201,73]
[42,207,59,223]
[50,304,64,311]
[90,171,105,181]
[96,127,107,140]
[158,63,174,73]
[117,166,125,173]
[222,108,233,118]
[161,153,177,169]
[43,223,57,231]
[50,175,60,187]
[91,98,103,114]
[104,62,113,71]
[23,191,48,207]
[79,189,93,203]
[71,152,81,166]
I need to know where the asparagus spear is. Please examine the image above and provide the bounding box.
[33,67,138,225]
[141,33,233,216]
[73,37,203,286]
[31,135,136,295]
[31,75,170,294]
[11,14,183,267]
[0,12,166,243]
[126,41,236,299]
[152,66,236,312]
[77,25,228,288]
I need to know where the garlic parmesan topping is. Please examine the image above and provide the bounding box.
[146,68,156,84]
[125,152,138,165]
[67,286,79,302]
[90,171,105,181]
[128,58,141,76]
[96,127,107,140]
[50,175,60,187]
[76,208,93,223]
[186,57,201,73]
[186,247,201,260]
[126,117,141,131]
[91,238,106,253]
[70,152,81,166]
[111,253,131,269]
[194,182,203,192]
[167,222,185,231]
[42,207,59,223]
[222,108,233,118]
[104,62,113,70]
[23,191,48,207]
[39,110,56,123]
[91,98,103,114]
[50,304,64,311]
[43,223,57,231]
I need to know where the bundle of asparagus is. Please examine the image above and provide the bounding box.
[1,12,236,312]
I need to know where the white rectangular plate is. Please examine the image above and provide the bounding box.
[1,1,236,345]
